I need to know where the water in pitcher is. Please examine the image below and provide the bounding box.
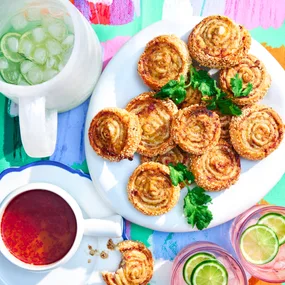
[0,5,74,85]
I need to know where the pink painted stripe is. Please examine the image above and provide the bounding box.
[110,0,135,25]
[101,36,131,69]
[225,0,285,29]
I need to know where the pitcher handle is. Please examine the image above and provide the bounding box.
[18,96,57,158]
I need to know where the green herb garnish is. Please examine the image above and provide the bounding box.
[154,75,190,105]
[230,73,253,97]
[202,81,242,116]
[154,66,254,116]
[169,163,213,230]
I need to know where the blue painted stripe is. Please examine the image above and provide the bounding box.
[200,0,207,16]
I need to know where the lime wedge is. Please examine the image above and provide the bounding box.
[258,213,285,245]
[183,252,216,284]
[240,224,279,265]
[1,60,21,84]
[191,260,228,285]
[1,33,24,63]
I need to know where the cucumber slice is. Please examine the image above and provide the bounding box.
[1,60,21,84]
[183,252,216,285]
[240,224,279,265]
[258,213,285,245]
[1,33,24,63]
[191,260,228,285]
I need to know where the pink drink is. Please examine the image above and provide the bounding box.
[171,242,247,285]
[230,205,285,282]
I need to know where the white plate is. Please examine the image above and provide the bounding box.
[0,162,124,285]
[85,17,285,232]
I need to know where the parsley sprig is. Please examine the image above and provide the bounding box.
[154,75,190,105]
[155,66,253,116]
[169,163,213,230]
[230,73,253,97]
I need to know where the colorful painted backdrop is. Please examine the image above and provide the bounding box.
[0,0,285,284]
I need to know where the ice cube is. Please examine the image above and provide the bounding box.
[33,48,47,65]
[43,68,58,82]
[0,58,8,70]
[7,37,19,53]
[32,27,46,43]
[46,56,56,69]
[62,35,74,50]
[27,66,43,85]
[47,20,67,41]
[64,15,74,33]
[19,39,33,57]
[20,60,35,74]
[11,13,28,31]
[26,7,41,22]
[46,39,62,56]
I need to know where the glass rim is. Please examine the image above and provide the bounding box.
[232,205,285,283]
[171,241,248,284]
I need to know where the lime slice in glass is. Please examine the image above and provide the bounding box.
[258,213,285,245]
[191,260,228,285]
[1,60,21,84]
[183,252,216,284]
[240,224,279,265]
[1,33,24,63]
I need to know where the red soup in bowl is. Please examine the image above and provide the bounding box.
[1,190,77,265]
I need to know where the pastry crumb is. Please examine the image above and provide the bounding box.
[107,239,117,250]
[100,251,109,259]
[88,259,91,263]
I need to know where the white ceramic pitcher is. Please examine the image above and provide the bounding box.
[0,0,102,158]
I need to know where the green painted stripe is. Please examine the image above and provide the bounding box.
[130,223,153,247]
[250,21,285,48]
[265,173,285,205]
[92,0,164,42]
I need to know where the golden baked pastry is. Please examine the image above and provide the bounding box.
[140,147,192,188]
[220,55,271,106]
[230,104,284,160]
[191,139,241,191]
[140,146,191,166]
[126,92,178,157]
[128,162,180,215]
[102,240,154,285]
[88,108,141,162]
[178,86,202,109]
[188,15,251,68]
[138,35,191,90]
[214,111,232,141]
[171,105,221,155]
